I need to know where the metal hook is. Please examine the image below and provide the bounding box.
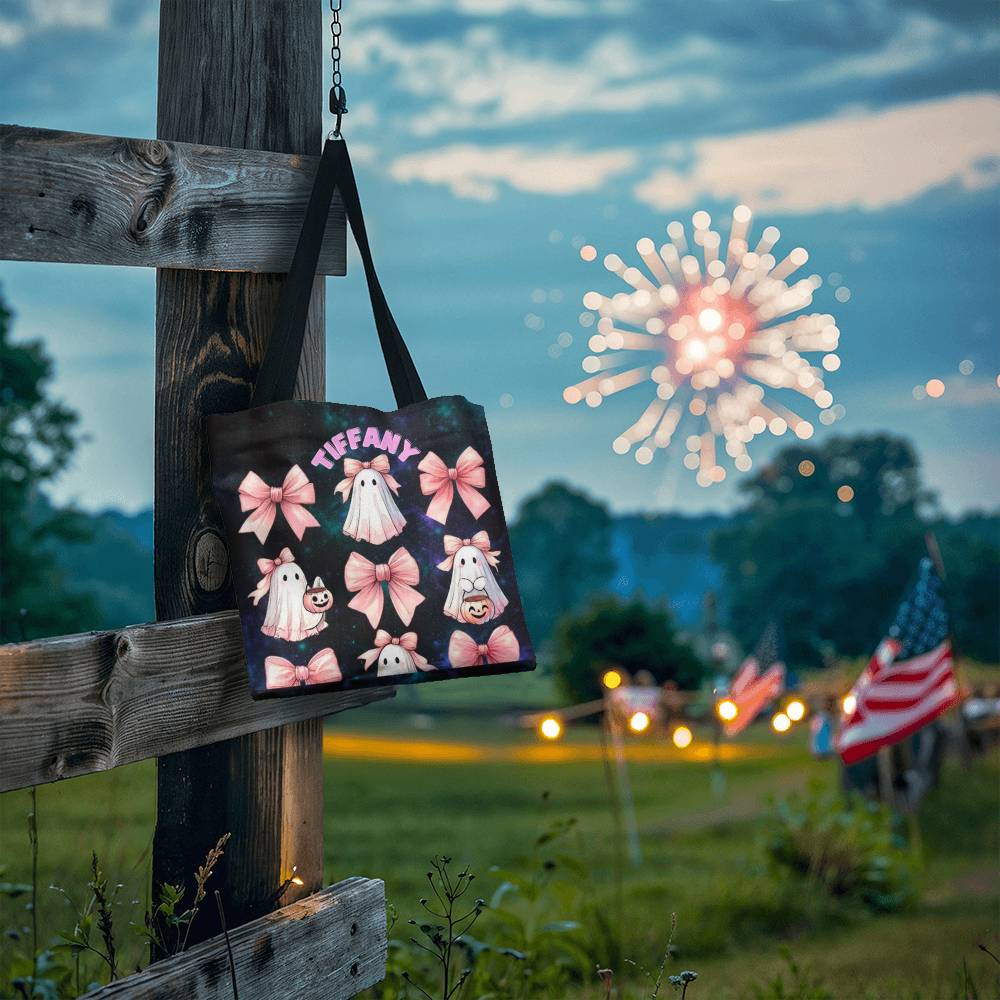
[329,84,348,138]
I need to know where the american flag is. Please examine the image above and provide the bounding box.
[724,621,785,736]
[836,557,961,766]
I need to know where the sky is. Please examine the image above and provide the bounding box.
[1,0,998,518]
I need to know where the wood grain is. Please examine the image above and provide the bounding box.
[152,0,336,942]
[0,611,392,794]
[81,878,387,999]
[0,125,345,273]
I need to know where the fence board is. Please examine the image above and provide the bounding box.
[82,877,386,999]
[0,611,392,793]
[0,124,346,274]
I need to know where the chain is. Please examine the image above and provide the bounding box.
[329,0,347,136]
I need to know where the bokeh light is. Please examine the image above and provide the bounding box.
[602,669,623,690]
[925,378,945,398]
[629,711,651,734]
[798,459,815,477]
[717,698,739,722]
[785,699,806,722]
[672,724,693,749]
[771,712,791,733]
[842,693,857,716]
[539,716,562,740]
[837,485,854,503]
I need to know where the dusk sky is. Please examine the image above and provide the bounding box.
[1,0,997,517]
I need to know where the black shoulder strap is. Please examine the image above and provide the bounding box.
[252,138,428,408]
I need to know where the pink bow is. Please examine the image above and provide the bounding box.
[448,626,519,668]
[249,547,296,605]
[334,453,401,501]
[358,629,429,670]
[437,531,500,572]
[418,447,491,524]
[264,648,341,689]
[344,547,425,628]
[238,465,320,544]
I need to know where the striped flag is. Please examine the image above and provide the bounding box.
[724,622,785,736]
[836,557,961,766]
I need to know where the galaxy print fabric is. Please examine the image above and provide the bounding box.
[208,395,535,699]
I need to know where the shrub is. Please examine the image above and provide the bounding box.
[765,783,914,913]
[551,595,706,704]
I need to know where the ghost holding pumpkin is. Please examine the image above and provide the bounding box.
[249,548,328,642]
[438,531,508,623]
[335,454,406,546]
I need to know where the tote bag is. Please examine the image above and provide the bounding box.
[208,139,535,699]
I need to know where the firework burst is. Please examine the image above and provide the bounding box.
[562,207,843,486]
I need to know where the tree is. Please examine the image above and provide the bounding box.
[738,434,934,523]
[0,287,99,641]
[931,515,1000,663]
[711,433,933,666]
[551,595,706,704]
[509,481,616,646]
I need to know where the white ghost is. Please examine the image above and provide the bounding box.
[249,548,325,643]
[358,630,432,678]
[438,532,508,623]
[336,454,406,546]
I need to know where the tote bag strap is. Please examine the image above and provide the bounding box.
[252,138,428,408]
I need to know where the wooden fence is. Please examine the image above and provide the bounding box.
[0,2,390,996]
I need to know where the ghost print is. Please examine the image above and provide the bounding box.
[250,549,327,643]
[358,630,433,678]
[335,454,406,546]
[438,533,508,623]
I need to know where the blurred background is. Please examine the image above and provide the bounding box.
[1,1,997,998]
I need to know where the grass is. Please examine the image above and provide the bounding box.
[1,697,997,999]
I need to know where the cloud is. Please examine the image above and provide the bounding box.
[0,0,112,46]
[351,0,629,19]
[893,378,1000,411]
[634,92,1000,214]
[349,26,723,135]
[795,12,1000,86]
[389,143,637,199]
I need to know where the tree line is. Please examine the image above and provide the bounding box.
[3,288,997,707]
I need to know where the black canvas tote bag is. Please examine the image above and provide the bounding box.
[207,139,535,699]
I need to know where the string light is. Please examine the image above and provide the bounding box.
[628,711,651,734]
[771,712,791,733]
[672,724,693,749]
[785,699,806,722]
[272,864,305,904]
[602,669,623,690]
[716,698,739,722]
[563,207,843,482]
[539,716,563,740]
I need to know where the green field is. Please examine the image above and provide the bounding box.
[1,682,997,999]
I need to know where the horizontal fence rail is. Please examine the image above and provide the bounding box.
[82,877,387,999]
[0,125,346,273]
[0,612,391,793]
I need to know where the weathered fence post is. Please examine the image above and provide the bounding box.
[152,0,328,942]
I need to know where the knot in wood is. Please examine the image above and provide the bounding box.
[193,528,229,593]
[126,139,175,240]
[136,138,170,167]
